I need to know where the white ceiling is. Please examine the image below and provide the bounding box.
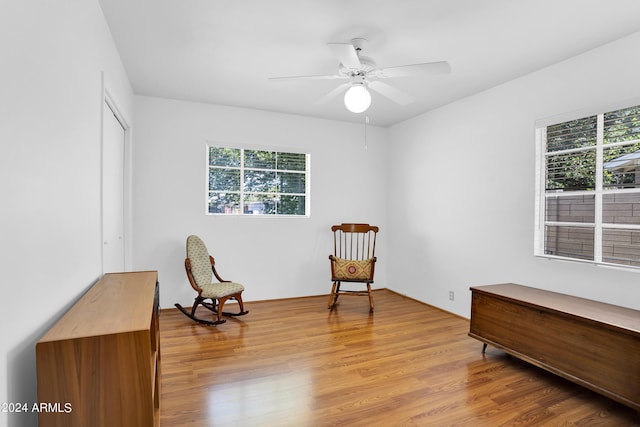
[98,0,640,127]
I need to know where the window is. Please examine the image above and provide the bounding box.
[207,145,309,216]
[535,104,640,268]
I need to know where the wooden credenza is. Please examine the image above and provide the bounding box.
[36,271,160,426]
[469,283,640,411]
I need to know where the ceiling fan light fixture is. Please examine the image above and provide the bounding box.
[344,85,371,113]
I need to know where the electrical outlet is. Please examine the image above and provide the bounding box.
[449,291,455,301]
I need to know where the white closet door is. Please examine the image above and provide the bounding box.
[102,102,125,273]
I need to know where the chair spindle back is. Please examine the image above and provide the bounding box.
[332,223,378,261]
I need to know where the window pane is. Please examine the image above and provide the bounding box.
[604,105,640,144]
[278,195,305,215]
[208,192,240,214]
[279,172,305,194]
[546,150,596,191]
[603,143,640,189]
[544,225,594,260]
[244,170,276,192]
[539,104,640,268]
[245,150,276,169]
[603,228,640,267]
[244,193,276,215]
[545,194,594,223]
[209,168,240,191]
[207,145,309,216]
[603,193,640,224]
[209,147,240,167]
[277,152,306,171]
[546,116,597,152]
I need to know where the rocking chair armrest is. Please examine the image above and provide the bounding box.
[184,258,203,293]
[208,255,229,282]
[212,269,228,283]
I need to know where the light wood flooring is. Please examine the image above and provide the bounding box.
[159,289,639,426]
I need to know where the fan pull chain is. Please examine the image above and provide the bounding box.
[364,115,369,150]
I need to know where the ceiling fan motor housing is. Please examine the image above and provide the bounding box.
[339,56,377,78]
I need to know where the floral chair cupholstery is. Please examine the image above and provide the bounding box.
[175,235,248,325]
[328,223,379,312]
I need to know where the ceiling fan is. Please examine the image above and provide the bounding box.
[269,37,451,113]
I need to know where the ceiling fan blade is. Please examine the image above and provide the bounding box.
[269,74,344,82]
[315,83,350,104]
[327,43,361,70]
[368,81,415,105]
[377,61,451,78]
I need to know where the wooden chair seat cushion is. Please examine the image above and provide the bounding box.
[200,281,245,299]
[332,257,373,281]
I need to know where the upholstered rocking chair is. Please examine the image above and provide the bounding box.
[328,223,379,312]
[175,235,248,325]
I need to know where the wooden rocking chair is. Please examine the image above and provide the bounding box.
[175,235,248,325]
[328,223,379,312]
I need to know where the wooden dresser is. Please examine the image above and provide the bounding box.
[469,283,640,411]
[36,271,160,427]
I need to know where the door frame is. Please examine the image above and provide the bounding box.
[101,73,132,273]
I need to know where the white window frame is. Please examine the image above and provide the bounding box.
[535,101,640,270]
[206,142,310,217]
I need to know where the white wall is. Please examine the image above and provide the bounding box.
[0,1,133,426]
[388,31,640,318]
[4,3,639,424]
[132,96,388,308]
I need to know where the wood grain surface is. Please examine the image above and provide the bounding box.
[159,289,639,426]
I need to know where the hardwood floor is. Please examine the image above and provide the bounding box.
[159,290,639,426]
